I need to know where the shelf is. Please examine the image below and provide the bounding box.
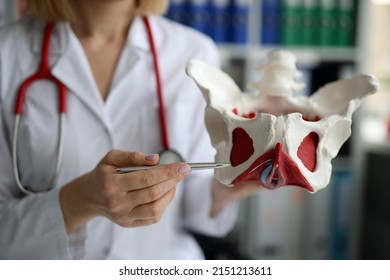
[362,139,390,155]
[218,45,359,65]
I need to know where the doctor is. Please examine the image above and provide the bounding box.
[0,0,260,259]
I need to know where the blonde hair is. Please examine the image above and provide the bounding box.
[27,0,170,22]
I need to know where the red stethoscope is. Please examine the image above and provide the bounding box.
[13,16,183,195]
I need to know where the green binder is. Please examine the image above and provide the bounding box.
[302,0,320,46]
[281,0,303,46]
[336,0,356,47]
[318,0,338,46]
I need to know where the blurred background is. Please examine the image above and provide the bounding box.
[1,0,389,260]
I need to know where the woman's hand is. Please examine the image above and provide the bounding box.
[210,179,261,218]
[60,150,191,233]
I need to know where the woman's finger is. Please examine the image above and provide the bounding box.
[128,187,176,222]
[100,150,159,167]
[110,188,176,228]
[126,175,181,208]
[117,162,191,192]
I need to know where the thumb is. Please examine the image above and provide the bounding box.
[100,150,159,167]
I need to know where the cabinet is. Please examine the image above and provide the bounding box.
[242,0,377,261]
[349,1,390,260]
[357,148,390,259]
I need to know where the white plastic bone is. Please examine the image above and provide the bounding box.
[186,50,379,193]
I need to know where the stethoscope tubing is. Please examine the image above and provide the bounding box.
[142,16,170,150]
[12,114,65,195]
[14,24,67,115]
[12,23,67,195]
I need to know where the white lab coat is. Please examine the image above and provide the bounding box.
[0,16,238,259]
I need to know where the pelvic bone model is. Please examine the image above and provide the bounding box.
[186,50,379,193]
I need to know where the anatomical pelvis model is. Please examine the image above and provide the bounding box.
[186,50,379,193]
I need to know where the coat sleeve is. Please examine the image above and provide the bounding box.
[181,36,239,237]
[0,46,83,260]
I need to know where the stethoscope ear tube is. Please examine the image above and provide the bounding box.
[12,113,65,195]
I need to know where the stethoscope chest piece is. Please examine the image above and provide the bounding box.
[158,149,184,165]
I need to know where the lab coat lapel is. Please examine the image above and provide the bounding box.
[46,23,110,129]
[108,16,148,95]
[34,17,155,129]
[52,40,109,126]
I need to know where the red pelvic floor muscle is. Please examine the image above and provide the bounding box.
[230,127,255,166]
[232,143,314,192]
